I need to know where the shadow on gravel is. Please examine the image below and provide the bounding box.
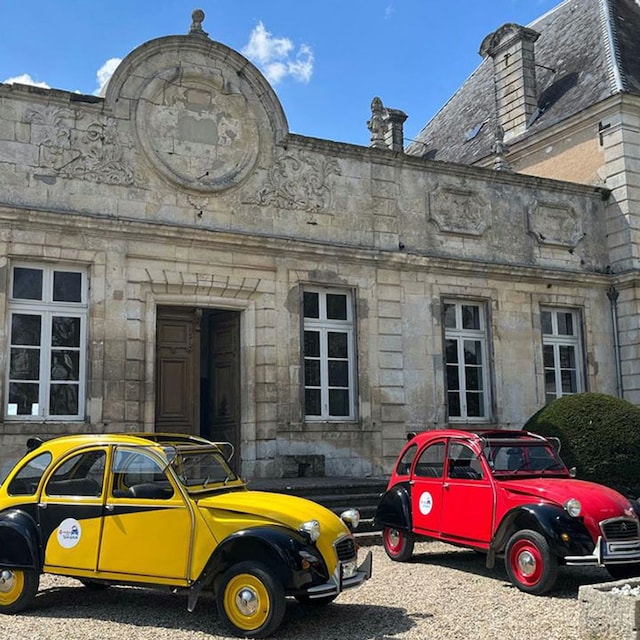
[28,582,418,639]
[410,547,612,600]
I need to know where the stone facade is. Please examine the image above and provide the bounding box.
[0,14,617,478]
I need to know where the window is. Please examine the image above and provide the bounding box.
[447,442,484,480]
[396,444,417,476]
[6,452,52,495]
[6,264,87,420]
[111,449,174,500]
[541,308,583,402]
[45,449,105,497]
[414,442,445,478]
[443,300,491,421]
[302,288,356,420]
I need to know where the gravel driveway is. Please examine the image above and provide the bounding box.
[3,541,611,639]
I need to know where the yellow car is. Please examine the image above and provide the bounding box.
[0,433,372,637]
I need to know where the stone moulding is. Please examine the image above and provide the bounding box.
[528,200,584,247]
[428,185,491,236]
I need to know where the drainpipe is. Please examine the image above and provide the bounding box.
[607,286,623,398]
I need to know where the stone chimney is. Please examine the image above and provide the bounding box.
[367,97,408,152]
[480,24,540,141]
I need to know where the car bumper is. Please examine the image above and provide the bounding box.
[565,536,640,566]
[303,550,373,599]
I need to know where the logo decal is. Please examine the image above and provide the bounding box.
[57,518,82,549]
[419,491,434,515]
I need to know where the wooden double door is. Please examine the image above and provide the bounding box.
[155,307,241,464]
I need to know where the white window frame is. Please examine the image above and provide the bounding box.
[5,263,88,421]
[541,307,584,402]
[302,287,356,421]
[443,299,491,423]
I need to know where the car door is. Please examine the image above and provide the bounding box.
[38,447,107,571]
[411,440,446,535]
[440,441,494,545]
[98,446,193,580]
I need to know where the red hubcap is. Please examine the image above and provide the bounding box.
[385,528,403,554]
[510,539,543,586]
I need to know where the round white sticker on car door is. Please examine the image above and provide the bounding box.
[57,518,82,549]
[419,491,433,515]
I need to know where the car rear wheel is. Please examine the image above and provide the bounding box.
[505,529,557,595]
[216,562,285,638]
[607,563,640,580]
[0,569,39,614]
[382,526,415,562]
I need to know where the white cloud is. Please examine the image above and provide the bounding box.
[94,57,122,96]
[241,22,314,85]
[2,73,50,89]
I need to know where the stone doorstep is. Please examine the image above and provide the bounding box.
[578,579,640,640]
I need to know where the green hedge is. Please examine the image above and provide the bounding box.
[524,392,640,498]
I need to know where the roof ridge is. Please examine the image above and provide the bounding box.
[600,0,626,92]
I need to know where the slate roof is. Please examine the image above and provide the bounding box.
[406,0,640,164]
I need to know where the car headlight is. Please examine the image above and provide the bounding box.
[340,508,361,530]
[565,498,582,518]
[299,519,321,542]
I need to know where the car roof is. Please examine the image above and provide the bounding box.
[405,429,548,447]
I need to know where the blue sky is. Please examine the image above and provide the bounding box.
[0,0,557,146]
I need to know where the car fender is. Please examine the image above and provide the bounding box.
[375,483,412,531]
[187,525,328,611]
[487,503,593,568]
[0,509,41,571]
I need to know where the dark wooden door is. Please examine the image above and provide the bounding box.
[155,307,200,435]
[205,310,241,465]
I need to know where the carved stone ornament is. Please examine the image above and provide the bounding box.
[135,67,260,193]
[428,186,490,236]
[26,106,134,185]
[528,201,584,247]
[246,150,341,212]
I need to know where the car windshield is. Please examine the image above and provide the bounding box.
[483,440,568,476]
[168,447,238,491]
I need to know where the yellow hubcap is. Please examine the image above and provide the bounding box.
[224,573,270,631]
[0,570,24,605]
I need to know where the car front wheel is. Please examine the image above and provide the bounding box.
[0,569,39,614]
[216,562,285,638]
[382,526,415,562]
[504,529,557,595]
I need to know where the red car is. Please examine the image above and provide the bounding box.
[375,429,640,594]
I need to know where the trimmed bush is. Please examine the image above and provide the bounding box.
[524,392,640,498]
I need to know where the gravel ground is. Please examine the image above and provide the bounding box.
[2,541,613,639]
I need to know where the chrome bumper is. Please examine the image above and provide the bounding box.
[304,550,373,599]
[565,536,640,566]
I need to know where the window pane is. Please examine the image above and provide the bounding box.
[443,303,456,328]
[557,312,574,336]
[305,389,321,415]
[464,340,482,365]
[329,389,349,416]
[465,367,482,391]
[53,271,82,303]
[445,339,458,364]
[328,332,348,358]
[545,370,557,394]
[415,442,445,477]
[12,267,43,300]
[396,444,417,475]
[11,314,41,346]
[326,294,347,320]
[466,392,485,417]
[543,344,555,368]
[10,348,40,380]
[303,292,319,319]
[561,370,577,393]
[51,351,80,381]
[462,305,480,330]
[8,382,39,415]
[49,384,79,416]
[541,311,553,335]
[51,316,81,347]
[304,359,321,386]
[446,365,460,390]
[304,331,320,357]
[559,345,576,369]
[328,360,348,387]
[7,452,52,496]
[448,391,461,417]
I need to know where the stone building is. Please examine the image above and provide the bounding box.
[0,7,621,478]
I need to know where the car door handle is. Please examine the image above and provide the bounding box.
[37,502,47,509]
[443,483,450,490]
[105,504,114,512]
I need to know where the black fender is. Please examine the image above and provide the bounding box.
[487,503,593,568]
[0,509,41,571]
[374,483,412,531]
[187,525,328,611]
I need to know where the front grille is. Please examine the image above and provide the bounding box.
[335,536,356,562]
[601,518,640,541]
